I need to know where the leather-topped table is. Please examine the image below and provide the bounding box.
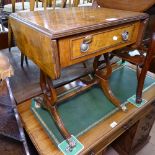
[9,7,149,148]
[17,74,155,155]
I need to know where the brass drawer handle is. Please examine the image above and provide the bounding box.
[83,35,93,44]
[122,31,129,41]
[80,35,93,53]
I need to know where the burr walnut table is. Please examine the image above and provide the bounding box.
[9,7,149,148]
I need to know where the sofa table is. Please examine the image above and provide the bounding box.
[9,7,149,148]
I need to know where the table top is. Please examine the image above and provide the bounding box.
[10,7,148,39]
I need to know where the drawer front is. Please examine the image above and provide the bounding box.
[84,113,141,155]
[85,122,133,155]
[71,23,137,60]
[85,127,125,155]
[59,22,140,68]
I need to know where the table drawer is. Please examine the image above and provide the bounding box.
[84,120,134,155]
[85,127,125,155]
[59,22,140,67]
[71,23,138,60]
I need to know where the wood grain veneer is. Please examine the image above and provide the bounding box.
[59,21,140,67]
[10,7,148,39]
[9,7,148,79]
[10,7,150,148]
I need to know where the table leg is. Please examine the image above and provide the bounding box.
[136,33,155,103]
[39,70,76,148]
[94,53,127,111]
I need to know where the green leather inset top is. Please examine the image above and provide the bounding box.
[31,65,155,145]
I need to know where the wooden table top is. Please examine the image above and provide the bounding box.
[10,7,148,39]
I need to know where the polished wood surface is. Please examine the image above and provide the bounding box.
[112,20,155,104]
[95,1,155,104]
[59,21,140,67]
[8,0,65,66]
[9,7,148,79]
[9,19,61,80]
[71,23,136,59]
[1,47,119,104]
[96,0,155,12]
[10,7,147,39]
[17,79,155,155]
[136,30,155,103]
[9,7,149,146]
[112,102,155,154]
